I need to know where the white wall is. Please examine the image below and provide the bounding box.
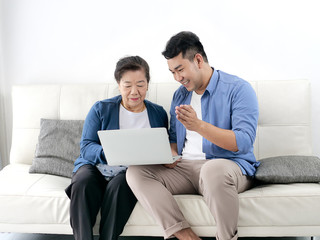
[0,0,8,168]
[1,0,320,165]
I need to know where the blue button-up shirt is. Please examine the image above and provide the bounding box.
[169,69,260,176]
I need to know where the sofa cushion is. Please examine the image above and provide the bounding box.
[29,119,84,178]
[255,155,320,183]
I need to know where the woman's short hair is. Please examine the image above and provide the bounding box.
[114,56,150,83]
[162,31,208,62]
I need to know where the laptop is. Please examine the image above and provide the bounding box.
[97,127,181,166]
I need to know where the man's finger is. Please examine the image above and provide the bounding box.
[179,105,193,113]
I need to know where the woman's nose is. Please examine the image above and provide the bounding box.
[130,86,138,94]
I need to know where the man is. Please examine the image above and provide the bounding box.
[126,31,259,240]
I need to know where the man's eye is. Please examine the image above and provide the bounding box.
[178,69,184,72]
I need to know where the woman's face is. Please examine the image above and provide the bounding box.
[118,70,148,112]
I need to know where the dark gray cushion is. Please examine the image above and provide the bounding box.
[255,155,320,183]
[29,119,84,178]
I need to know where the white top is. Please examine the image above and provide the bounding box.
[119,104,151,129]
[182,91,206,160]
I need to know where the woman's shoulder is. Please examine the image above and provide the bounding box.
[93,95,121,109]
[144,99,165,112]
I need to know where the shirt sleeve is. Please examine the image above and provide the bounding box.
[232,82,259,154]
[79,102,106,164]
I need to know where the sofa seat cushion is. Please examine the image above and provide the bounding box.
[0,164,73,234]
[1,164,320,237]
[123,183,320,237]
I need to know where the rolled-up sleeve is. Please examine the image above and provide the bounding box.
[232,82,259,154]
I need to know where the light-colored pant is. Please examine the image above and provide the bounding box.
[126,159,254,240]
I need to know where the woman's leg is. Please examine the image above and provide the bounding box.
[99,172,137,240]
[65,164,107,240]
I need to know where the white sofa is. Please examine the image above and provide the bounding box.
[0,80,319,238]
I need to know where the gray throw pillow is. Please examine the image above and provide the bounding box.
[29,119,84,178]
[255,155,320,183]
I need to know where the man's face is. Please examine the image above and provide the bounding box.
[167,52,203,92]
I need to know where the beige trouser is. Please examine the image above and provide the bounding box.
[126,159,254,240]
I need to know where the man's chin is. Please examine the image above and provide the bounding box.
[184,85,194,92]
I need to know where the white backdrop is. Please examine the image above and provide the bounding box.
[1,0,320,166]
[0,0,7,168]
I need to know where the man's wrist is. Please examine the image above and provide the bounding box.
[196,119,206,134]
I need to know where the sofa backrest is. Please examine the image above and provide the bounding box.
[10,80,312,165]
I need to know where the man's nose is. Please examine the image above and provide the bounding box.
[175,72,183,82]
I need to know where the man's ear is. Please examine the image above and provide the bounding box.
[194,53,204,68]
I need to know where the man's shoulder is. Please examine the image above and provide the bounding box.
[218,70,248,85]
[216,70,254,93]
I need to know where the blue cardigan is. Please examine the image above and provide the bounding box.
[73,95,168,173]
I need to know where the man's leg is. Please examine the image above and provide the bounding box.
[99,172,137,240]
[65,164,107,240]
[126,163,198,239]
[199,159,254,240]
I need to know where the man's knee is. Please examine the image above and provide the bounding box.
[126,165,144,188]
[200,159,238,189]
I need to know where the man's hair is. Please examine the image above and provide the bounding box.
[114,56,150,83]
[162,31,208,62]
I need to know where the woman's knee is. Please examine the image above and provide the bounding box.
[71,164,105,192]
[107,173,129,192]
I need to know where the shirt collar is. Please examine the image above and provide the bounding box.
[205,68,219,96]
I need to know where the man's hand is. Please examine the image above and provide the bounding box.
[175,105,239,152]
[164,143,181,169]
[175,105,201,131]
[163,157,181,169]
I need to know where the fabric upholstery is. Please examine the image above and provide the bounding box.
[255,155,320,183]
[29,119,84,178]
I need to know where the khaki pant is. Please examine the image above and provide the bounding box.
[126,159,254,240]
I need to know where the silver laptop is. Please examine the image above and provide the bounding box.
[97,127,180,166]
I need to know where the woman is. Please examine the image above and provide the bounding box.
[65,56,168,240]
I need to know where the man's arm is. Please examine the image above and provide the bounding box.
[163,143,181,169]
[175,105,239,152]
[170,142,179,155]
